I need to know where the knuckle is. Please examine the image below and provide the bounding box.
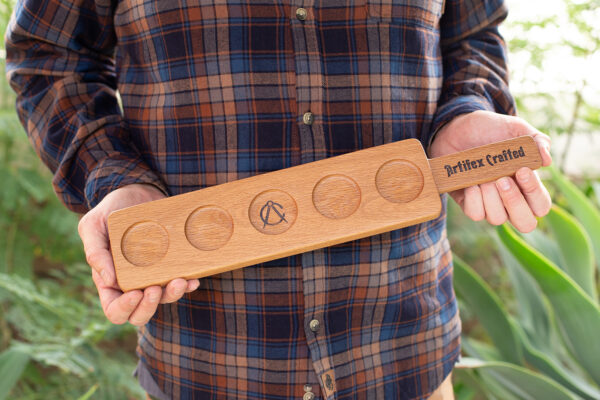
[520,179,539,195]
[85,251,99,268]
[78,212,94,234]
[77,218,85,235]
[508,115,530,133]
[501,188,522,206]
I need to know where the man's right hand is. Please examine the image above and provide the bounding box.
[78,184,200,326]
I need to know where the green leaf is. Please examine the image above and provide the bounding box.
[453,368,511,400]
[0,348,30,400]
[77,384,99,400]
[593,182,600,207]
[458,251,599,399]
[457,357,579,400]
[522,337,600,400]
[550,166,600,271]
[520,228,563,270]
[498,224,600,385]
[0,273,70,318]
[10,342,94,377]
[545,205,596,299]
[462,337,503,362]
[453,257,523,364]
[496,238,554,345]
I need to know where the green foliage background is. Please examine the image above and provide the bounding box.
[0,0,148,398]
[0,0,598,399]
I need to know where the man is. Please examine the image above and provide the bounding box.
[6,0,551,399]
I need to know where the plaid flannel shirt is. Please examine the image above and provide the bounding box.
[6,0,514,398]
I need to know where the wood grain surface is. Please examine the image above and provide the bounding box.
[429,136,542,193]
[108,136,542,291]
[108,139,441,291]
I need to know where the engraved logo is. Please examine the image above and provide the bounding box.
[259,200,288,228]
[249,189,297,235]
[325,373,334,391]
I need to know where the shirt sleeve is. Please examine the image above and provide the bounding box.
[5,0,167,213]
[430,0,516,140]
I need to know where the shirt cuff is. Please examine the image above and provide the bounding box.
[84,157,168,210]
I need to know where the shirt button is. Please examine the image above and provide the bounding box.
[303,384,313,392]
[296,7,308,21]
[303,392,315,400]
[309,319,320,332]
[302,112,314,125]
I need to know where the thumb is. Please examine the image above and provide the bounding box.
[532,133,552,167]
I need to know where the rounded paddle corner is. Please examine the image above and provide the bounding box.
[106,207,131,240]
[418,189,444,226]
[401,137,426,149]
[114,274,135,293]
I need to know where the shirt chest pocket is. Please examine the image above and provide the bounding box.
[366,0,445,29]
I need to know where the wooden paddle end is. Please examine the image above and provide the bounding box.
[429,136,543,194]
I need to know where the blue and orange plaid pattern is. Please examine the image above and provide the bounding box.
[6,0,514,398]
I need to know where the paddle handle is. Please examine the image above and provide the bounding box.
[429,136,542,194]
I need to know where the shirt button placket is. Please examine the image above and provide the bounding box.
[303,392,316,400]
[291,1,325,164]
[296,7,308,21]
[293,2,328,398]
[303,111,314,125]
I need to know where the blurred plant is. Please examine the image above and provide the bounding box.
[0,0,16,109]
[505,0,600,171]
[1,2,143,397]
[453,167,600,400]
[0,110,144,399]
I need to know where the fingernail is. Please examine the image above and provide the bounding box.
[497,178,511,191]
[148,292,160,303]
[129,296,139,306]
[544,143,551,155]
[544,144,552,161]
[517,168,530,183]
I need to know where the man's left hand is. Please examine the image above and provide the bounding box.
[429,110,552,233]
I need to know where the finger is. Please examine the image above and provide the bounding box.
[79,214,116,287]
[515,168,552,217]
[160,278,188,304]
[92,269,122,314]
[449,190,465,209]
[128,286,162,326]
[186,279,200,293]
[480,182,508,226]
[496,177,538,233]
[532,132,552,167]
[92,271,144,324]
[462,185,485,222]
[104,290,144,325]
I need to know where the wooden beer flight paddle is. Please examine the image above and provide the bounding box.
[108,136,541,291]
